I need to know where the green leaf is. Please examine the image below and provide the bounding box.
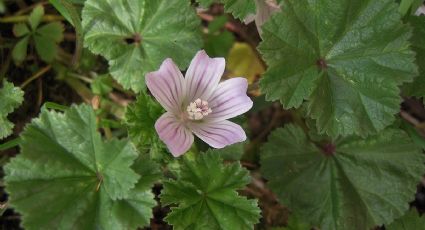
[91,74,113,95]
[0,80,24,139]
[205,142,245,161]
[124,93,170,162]
[4,104,157,230]
[197,0,255,20]
[13,23,30,37]
[82,0,202,92]
[281,215,310,230]
[205,31,235,57]
[125,93,164,150]
[258,0,417,137]
[12,36,30,63]
[386,209,425,230]
[28,5,44,30]
[37,22,65,42]
[34,22,64,62]
[49,0,74,25]
[161,152,261,229]
[261,124,425,230]
[403,15,425,99]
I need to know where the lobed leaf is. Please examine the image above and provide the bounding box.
[0,80,24,139]
[258,0,417,137]
[161,152,261,229]
[5,104,158,230]
[261,124,425,230]
[82,0,202,92]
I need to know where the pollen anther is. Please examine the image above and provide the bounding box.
[187,98,212,120]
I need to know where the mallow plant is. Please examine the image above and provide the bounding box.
[1,0,425,229]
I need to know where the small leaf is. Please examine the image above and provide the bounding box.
[37,22,65,42]
[12,36,30,63]
[28,5,44,30]
[82,0,202,92]
[4,104,157,229]
[13,23,30,37]
[0,80,24,139]
[261,124,425,230]
[161,152,261,229]
[386,209,425,230]
[258,0,417,137]
[125,93,164,151]
[34,22,64,62]
[91,75,113,95]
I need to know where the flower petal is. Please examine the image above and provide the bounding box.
[185,50,225,102]
[146,58,185,113]
[189,120,246,149]
[206,77,253,121]
[254,0,280,34]
[155,112,194,157]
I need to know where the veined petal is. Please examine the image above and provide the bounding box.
[146,58,185,113]
[155,112,194,157]
[255,0,280,34]
[206,77,253,121]
[185,50,225,102]
[189,120,246,149]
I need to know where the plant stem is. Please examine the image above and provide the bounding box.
[20,65,51,88]
[0,15,63,23]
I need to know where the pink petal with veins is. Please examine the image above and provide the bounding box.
[189,120,246,148]
[146,58,185,114]
[185,50,225,102]
[155,112,194,157]
[207,78,253,121]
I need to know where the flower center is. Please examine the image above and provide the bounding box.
[186,98,212,120]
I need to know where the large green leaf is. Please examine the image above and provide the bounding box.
[386,209,425,230]
[197,0,255,20]
[0,80,24,139]
[260,124,425,230]
[5,104,158,230]
[161,152,261,229]
[258,0,417,137]
[82,0,202,92]
[404,15,425,99]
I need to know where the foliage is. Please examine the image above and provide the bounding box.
[125,93,165,159]
[1,0,425,229]
[82,0,202,92]
[12,5,64,63]
[403,15,425,99]
[4,105,158,229]
[386,209,425,230]
[0,80,24,139]
[261,124,425,230]
[161,152,261,229]
[258,0,417,137]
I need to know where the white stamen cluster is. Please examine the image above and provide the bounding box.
[186,98,212,120]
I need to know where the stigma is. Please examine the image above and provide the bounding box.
[186,98,212,120]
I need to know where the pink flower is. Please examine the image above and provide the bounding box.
[146,50,253,157]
